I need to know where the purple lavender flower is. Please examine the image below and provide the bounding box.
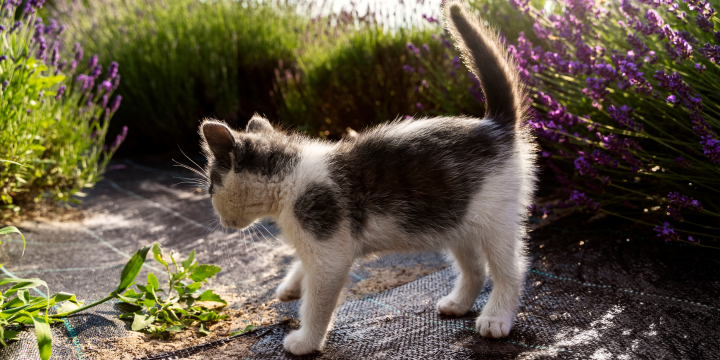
[654,222,679,242]
[100,94,109,108]
[0,55,6,62]
[69,60,78,74]
[36,36,47,62]
[86,93,94,108]
[55,85,66,100]
[406,42,420,57]
[88,54,98,69]
[574,156,598,178]
[701,135,720,163]
[110,126,129,150]
[422,14,438,23]
[51,42,59,67]
[109,95,122,112]
[74,43,83,62]
[666,94,677,105]
[402,65,414,73]
[0,25,5,33]
[569,190,600,211]
[666,192,703,221]
[90,64,102,79]
[100,80,112,92]
[695,62,707,73]
[416,102,424,111]
[10,21,21,34]
[2,80,8,91]
[76,74,94,93]
[106,61,119,80]
[422,43,430,54]
[674,156,691,167]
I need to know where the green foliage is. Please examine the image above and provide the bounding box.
[115,244,227,338]
[1,228,229,355]
[0,226,83,360]
[53,0,303,152]
[1,4,123,217]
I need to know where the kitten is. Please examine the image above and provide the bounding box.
[199,0,536,355]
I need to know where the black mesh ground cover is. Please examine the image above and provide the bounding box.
[1,156,718,359]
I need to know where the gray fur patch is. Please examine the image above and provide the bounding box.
[294,182,343,240]
[329,118,513,237]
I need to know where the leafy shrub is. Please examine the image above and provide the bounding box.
[415,0,720,244]
[53,0,303,152]
[1,0,123,218]
[274,0,532,138]
[275,27,478,138]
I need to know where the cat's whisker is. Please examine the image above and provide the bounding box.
[178,146,208,177]
[172,161,209,180]
[256,221,281,246]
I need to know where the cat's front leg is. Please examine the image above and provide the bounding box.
[276,260,304,302]
[283,246,352,355]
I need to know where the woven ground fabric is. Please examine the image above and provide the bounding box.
[153,213,720,360]
[1,156,718,359]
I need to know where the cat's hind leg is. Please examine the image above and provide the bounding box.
[437,244,487,316]
[475,220,525,338]
[276,260,304,302]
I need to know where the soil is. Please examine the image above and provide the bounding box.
[1,201,85,224]
[83,297,281,360]
[348,264,446,300]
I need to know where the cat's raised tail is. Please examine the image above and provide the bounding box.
[443,0,526,128]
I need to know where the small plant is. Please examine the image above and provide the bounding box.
[1,227,231,358]
[0,226,83,360]
[115,244,227,338]
[0,0,125,217]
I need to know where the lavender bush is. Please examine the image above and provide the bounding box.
[408,0,720,246]
[0,0,124,217]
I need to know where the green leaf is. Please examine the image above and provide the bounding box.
[195,290,227,305]
[144,299,155,308]
[131,314,156,331]
[181,250,196,270]
[147,273,159,291]
[115,302,143,314]
[1,330,19,340]
[114,290,144,304]
[151,244,168,268]
[116,245,152,293]
[1,278,47,297]
[190,265,222,283]
[198,323,210,336]
[229,325,255,337]
[55,300,83,315]
[20,312,52,360]
[0,226,25,256]
[17,289,30,305]
[183,282,202,295]
[165,324,185,332]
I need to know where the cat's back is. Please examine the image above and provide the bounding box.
[326,116,515,236]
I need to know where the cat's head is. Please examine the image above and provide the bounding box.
[200,115,298,230]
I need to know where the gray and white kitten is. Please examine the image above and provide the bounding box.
[199,1,536,355]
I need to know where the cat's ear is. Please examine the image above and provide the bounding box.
[201,120,236,161]
[246,115,274,134]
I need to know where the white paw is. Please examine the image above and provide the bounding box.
[283,330,321,355]
[437,295,471,316]
[476,314,512,338]
[276,284,301,302]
